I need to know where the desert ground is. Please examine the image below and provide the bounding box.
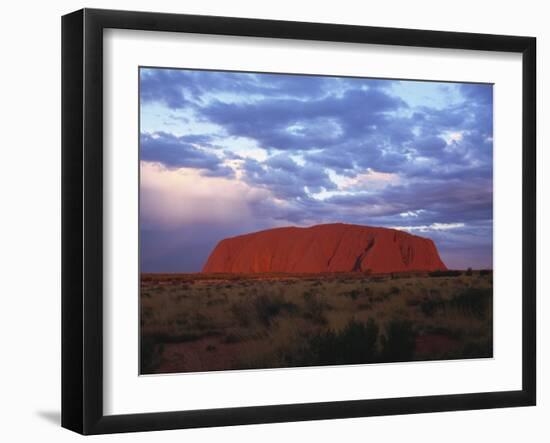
[140,270,492,374]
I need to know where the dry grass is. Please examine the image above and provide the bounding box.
[141,271,493,374]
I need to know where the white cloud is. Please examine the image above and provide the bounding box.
[285,118,343,139]
[212,135,269,162]
[289,154,306,166]
[310,168,400,201]
[391,222,465,232]
[341,168,401,191]
[442,130,465,144]
[140,102,222,137]
[399,209,426,218]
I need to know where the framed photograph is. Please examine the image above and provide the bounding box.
[62,8,536,434]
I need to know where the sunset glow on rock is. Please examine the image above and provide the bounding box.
[203,223,447,274]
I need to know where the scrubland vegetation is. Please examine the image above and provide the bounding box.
[140,271,492,374]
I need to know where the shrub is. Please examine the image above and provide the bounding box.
[140,336,164,374]
[449,287,492,319]
[420,297,445,317]
[461,338,493,358]
[303,293,327,325]
[389,286,400,295]
[231,301,253,327]
[255,294,297,326]
[423,325,462,340]
[465,267,473,276]
[190,312,212,331]
[255,294,284,325]
[206,298,226,306]
[306,319,379,365]
[223,333,243,344]
[380,319,416,362]
[406,296,422,307]
[429,270,462,277]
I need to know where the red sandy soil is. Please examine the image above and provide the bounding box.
[203,223,447,274]
[156,334,461,373]
[157,338,247,373]
[415,334,460,356]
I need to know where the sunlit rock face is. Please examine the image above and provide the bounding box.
[202,223,447,274]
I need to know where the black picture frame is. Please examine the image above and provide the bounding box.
[62,8,536,435]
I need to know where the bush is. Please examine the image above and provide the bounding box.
[223,333,243,344]
[465,267,473,276]
[429,270,462,277]
[306,319,380,365]
[231,301,253,327]
[380,320,416,362]
[140,336,164,374]
[254,294,297,326]
[449,287,492,319]
[255,294,283,325]
[461,338,493,358]
[420,297,445,317]
[232,295,298,327]
[303,293,327,324]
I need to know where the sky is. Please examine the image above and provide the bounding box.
[139,68,493,272]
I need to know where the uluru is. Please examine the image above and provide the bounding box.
[202,223,447,274]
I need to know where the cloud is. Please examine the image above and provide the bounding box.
[399,209,426,218]
[242,157,337,199]
[459,83,493,105]
[139,68,336,110]
[139,68,494,271]
[391,222,466,232]
[413,135,447,155]
[265,153,301,172]
[304,149,356,172]
[140,132,235,177]
[140,161,305,271]
[199,87,407,152]
[340,168,401,191]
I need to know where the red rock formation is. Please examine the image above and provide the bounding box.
[202,223,447,274]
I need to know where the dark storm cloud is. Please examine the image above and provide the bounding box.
[265,153,301,172]
[140,132,234,177]
[140,219,275,272]
[199,87,407,152]
[140,68,335,108]
[459,83,493,105]
[304,149,356,172]
[242,157,336,199]
[413,136,447,155]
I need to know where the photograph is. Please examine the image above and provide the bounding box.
[139,68,494,374]
[52,4,539,437]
